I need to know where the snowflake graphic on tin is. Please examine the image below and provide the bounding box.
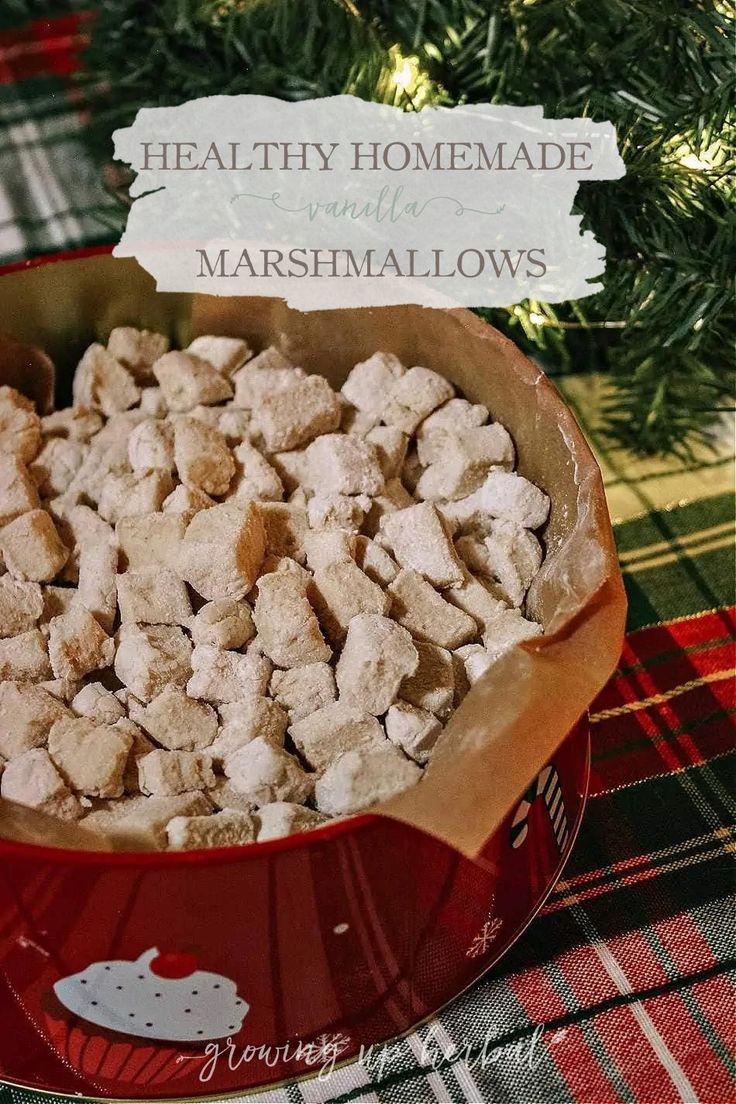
[466,897,503,959]
[305,1031,352,1065]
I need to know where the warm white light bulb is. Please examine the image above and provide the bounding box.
[393,59,414,90]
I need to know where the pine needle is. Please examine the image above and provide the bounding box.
[14,0,734,455]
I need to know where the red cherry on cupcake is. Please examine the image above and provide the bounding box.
[149,952,198,979]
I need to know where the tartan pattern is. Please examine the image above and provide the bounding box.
[0,16,734,1104]
[0,12,121,265]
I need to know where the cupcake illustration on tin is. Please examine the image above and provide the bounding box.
[53,948,249,1042]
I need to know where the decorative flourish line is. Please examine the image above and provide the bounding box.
[230,190,505,221]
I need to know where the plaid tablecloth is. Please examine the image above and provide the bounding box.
[0,15,734,1104]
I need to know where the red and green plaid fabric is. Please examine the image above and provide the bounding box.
[0,9,120,264]
[0,15,734,1104]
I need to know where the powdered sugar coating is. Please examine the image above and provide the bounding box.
[0,333,549,849]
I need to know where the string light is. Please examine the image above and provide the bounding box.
[391,49,421,93]
[385,46,438,108]
[393,56,417,91]
[672,140,726,173]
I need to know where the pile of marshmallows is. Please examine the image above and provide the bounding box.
[0,330,549,850]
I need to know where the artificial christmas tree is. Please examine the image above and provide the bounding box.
[9,0,734,453]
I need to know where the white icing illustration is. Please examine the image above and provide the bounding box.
[53,948,249,1042]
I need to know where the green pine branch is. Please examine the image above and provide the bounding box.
[67,0,736,454]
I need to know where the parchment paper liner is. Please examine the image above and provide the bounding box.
[0,253,626,859]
